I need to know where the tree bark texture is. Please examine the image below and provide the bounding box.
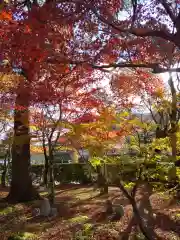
[6,79,40,203]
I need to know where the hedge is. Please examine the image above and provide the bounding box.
[1,161,177,185]
[30,163,144,184]
[31,163,93,184]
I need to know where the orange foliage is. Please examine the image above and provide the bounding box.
[0,11,12,21]
[111,69,164,104]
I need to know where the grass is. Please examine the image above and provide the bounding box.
[0,184,180,240]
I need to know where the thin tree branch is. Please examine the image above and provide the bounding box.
[159,0,176,24]
[131,164,143,198]
[93,63,180,73]
[47,55,180,73]
[61,0,175,44]
[87,2,174,43]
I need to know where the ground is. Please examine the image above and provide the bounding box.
[0,184,180,240]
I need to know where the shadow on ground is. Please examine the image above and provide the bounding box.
[0,184,179,240]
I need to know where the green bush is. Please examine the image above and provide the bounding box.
[54,163,92,184]
[30,163,93,184]
[2,158,178,186]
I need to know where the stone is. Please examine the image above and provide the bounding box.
[40,198,51,217]
[108,204,124,221]
[39,186,47,192]
[113,204,124,218]
[105,200,113,215]
[50,207,58,217]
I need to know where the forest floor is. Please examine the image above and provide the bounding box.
[0,184,180,240]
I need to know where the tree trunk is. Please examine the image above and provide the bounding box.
[48,150,55,205]
[168,132,177,183]
[167,74,179,197]
[131,200,154,240]
[43,155,49,186]
[6,81,40,203]
[168,75,178,183]
[102,163,108,194]
[1,151,8,188]
[1,171,6,188]
[118,182,155,240]
[97,165,108,194]
[42,136,49,186]
[101,183,108,194]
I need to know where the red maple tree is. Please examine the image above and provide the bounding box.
[0,2,101,202]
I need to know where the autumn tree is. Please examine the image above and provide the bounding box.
[0,2,91,202]
[54,0,180,166]
[31,79,101,203]
[66,107,132,193]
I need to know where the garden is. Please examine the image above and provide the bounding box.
[0,0,180,239]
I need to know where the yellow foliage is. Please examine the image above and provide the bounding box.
[153,88,164,98]
[0,73,20,92]
[30,145,44,153]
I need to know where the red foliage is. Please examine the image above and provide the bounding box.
[0,3,81,107]
[111,68,164,104]
[0,0,175,112]
[73,112,98,124]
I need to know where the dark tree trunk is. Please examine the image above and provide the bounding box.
[168,76,178,183]
[118,182,156,240]
[7,139,39,203]
[1,171,6,188]
[1,151,8,188]
[6,81,40,203]
[43,156,49,186]
[101,183,108,194]
[130,200,154,240]
[48,151,55,205]
[97,165,108,194]
[42,136,49,186]
[156,127,167,138]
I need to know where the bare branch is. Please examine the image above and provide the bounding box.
[47,54,180,74]
[88,2,174,43]
[131,0,138,27]
[159,0,176,24]
[93,63,180,73]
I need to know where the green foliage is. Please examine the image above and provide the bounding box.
[90,157,104,168]
[151,137,171,152]
[69,215,89,224]
[176,167,180,186]
[89,153,178,186]
[124,182,135,190]
[8,232,37,240]
[175,213,180,220]
[0,206,16,216]
[74,223,93,240]
[31,163,92,184]
[54,163,92,184]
